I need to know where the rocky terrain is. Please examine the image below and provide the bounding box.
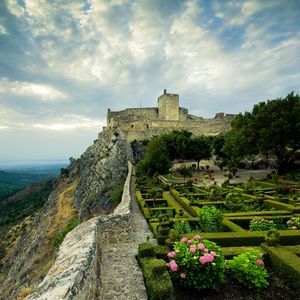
[0,128,133,300]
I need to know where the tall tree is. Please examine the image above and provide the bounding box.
[187,136,212,170]
[223,92,300,174]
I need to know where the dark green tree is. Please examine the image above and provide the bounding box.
[186,136,212,170]
[223,92,300,174]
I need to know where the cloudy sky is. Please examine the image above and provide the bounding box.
[0,0,299,162]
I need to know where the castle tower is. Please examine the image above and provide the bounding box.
[158,89,179,120]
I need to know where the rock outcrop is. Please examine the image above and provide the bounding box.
[74,129,133,219]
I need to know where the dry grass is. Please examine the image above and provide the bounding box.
[16,287,34,299]
[47,178,79,238]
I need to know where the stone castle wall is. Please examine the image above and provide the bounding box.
[105,91,235,141]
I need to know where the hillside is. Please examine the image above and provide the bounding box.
[0,129,133,300]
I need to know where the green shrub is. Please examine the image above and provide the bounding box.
[265,229,280,246]
[138,257,174,300]
[249,217,277,231]
[227,248,269,290]
[166,235,225,290]
[197,206,223,232]
[53,218,80,248]
[286,216,300,230]
[138,243,155,258]
[109,185,123,204]
[225,192,245,212]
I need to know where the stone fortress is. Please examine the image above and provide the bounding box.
[106,89,236,141]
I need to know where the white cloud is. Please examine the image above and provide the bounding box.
[7,0,25,17]
[32,115,105,131]
[0,79,66,101]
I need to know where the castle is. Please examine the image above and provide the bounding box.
[106,89,235,141]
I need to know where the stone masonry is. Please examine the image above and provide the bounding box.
[105,90,235,141]
[24,161,155,300]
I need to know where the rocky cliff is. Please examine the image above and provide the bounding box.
[0,129,133,300]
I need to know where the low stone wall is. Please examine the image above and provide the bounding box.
[25,161,133,300]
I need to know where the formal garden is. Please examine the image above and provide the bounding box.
[133,93,300,299]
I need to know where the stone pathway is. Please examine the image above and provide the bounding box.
[100,172,156,300]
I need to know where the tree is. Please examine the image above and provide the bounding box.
[177,165,192,180]
[186,136,212,170]
[136,135,172,177]
[223,92,300,174]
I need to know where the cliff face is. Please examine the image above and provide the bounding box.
[74,129,133,219]
[0,129,133,300]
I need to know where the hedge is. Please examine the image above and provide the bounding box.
[170,189,199,217]
[182,230,300,247]
[221,218,245,232]
[264,246,300,293]
[137,243,174,300]
[264,200,294,211]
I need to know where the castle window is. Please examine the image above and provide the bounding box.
[131,124,134,128]
[144,123,149,130]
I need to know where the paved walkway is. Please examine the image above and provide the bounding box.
[100,172,156,300]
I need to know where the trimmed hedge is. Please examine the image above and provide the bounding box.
[182,230,300,247]
[170,189,199,216]
[221,218,245,232]
[264,200,294,211]
[163,192,183,215]
[265,246,300,293]
[224,210,291,218]
[137,243,174,300]
[222,246,263,258]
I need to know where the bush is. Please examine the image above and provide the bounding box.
[227,248,268,290]
[225,192,245,212]
[197,206,223,232]
[265,229,280,246]
[166,235,225,290]
[109,185,124,204]
[249,217,277,231]
[286,216,300,230]
[53,218,80,248]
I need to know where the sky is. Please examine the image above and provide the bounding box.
[0,0,299,161]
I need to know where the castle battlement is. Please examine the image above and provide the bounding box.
[106,90,235,141]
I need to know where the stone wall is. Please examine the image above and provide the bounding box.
[25,162,133,300]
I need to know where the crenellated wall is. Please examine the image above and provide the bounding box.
[25,162,134,300]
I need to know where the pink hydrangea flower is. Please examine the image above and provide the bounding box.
[204,248,209,253]
[167,251,176,258]
[167,260,179,272]
[210,251,217,256]
[199,253,214,264]
[255,260,264,265]
[194,235,201,240]
[292,226,298,230]
[287,220,292,225]
[198,243,205,250]
[180,273,186,279]
[188,239,193,244]
[190,245,196,253]
[181,237,188,243]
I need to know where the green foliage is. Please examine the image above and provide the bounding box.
[197,206,223,232]
[136,135,172,177]
[286,216,300,230]
[138,243,156,258]
[53,218,80,248]
[227,248,269,290]
[167,235,225,290]
[223,92,300,174]
[225,192,245,212]
[186,136,212,170]
[173,220,193,234]
[139,257,174,300]
[148,187,163,199]
[265,229,280,246]
[249,217,277,231]
[109,185,123,204]
[177,165,192,179]
[0,180,53,229]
